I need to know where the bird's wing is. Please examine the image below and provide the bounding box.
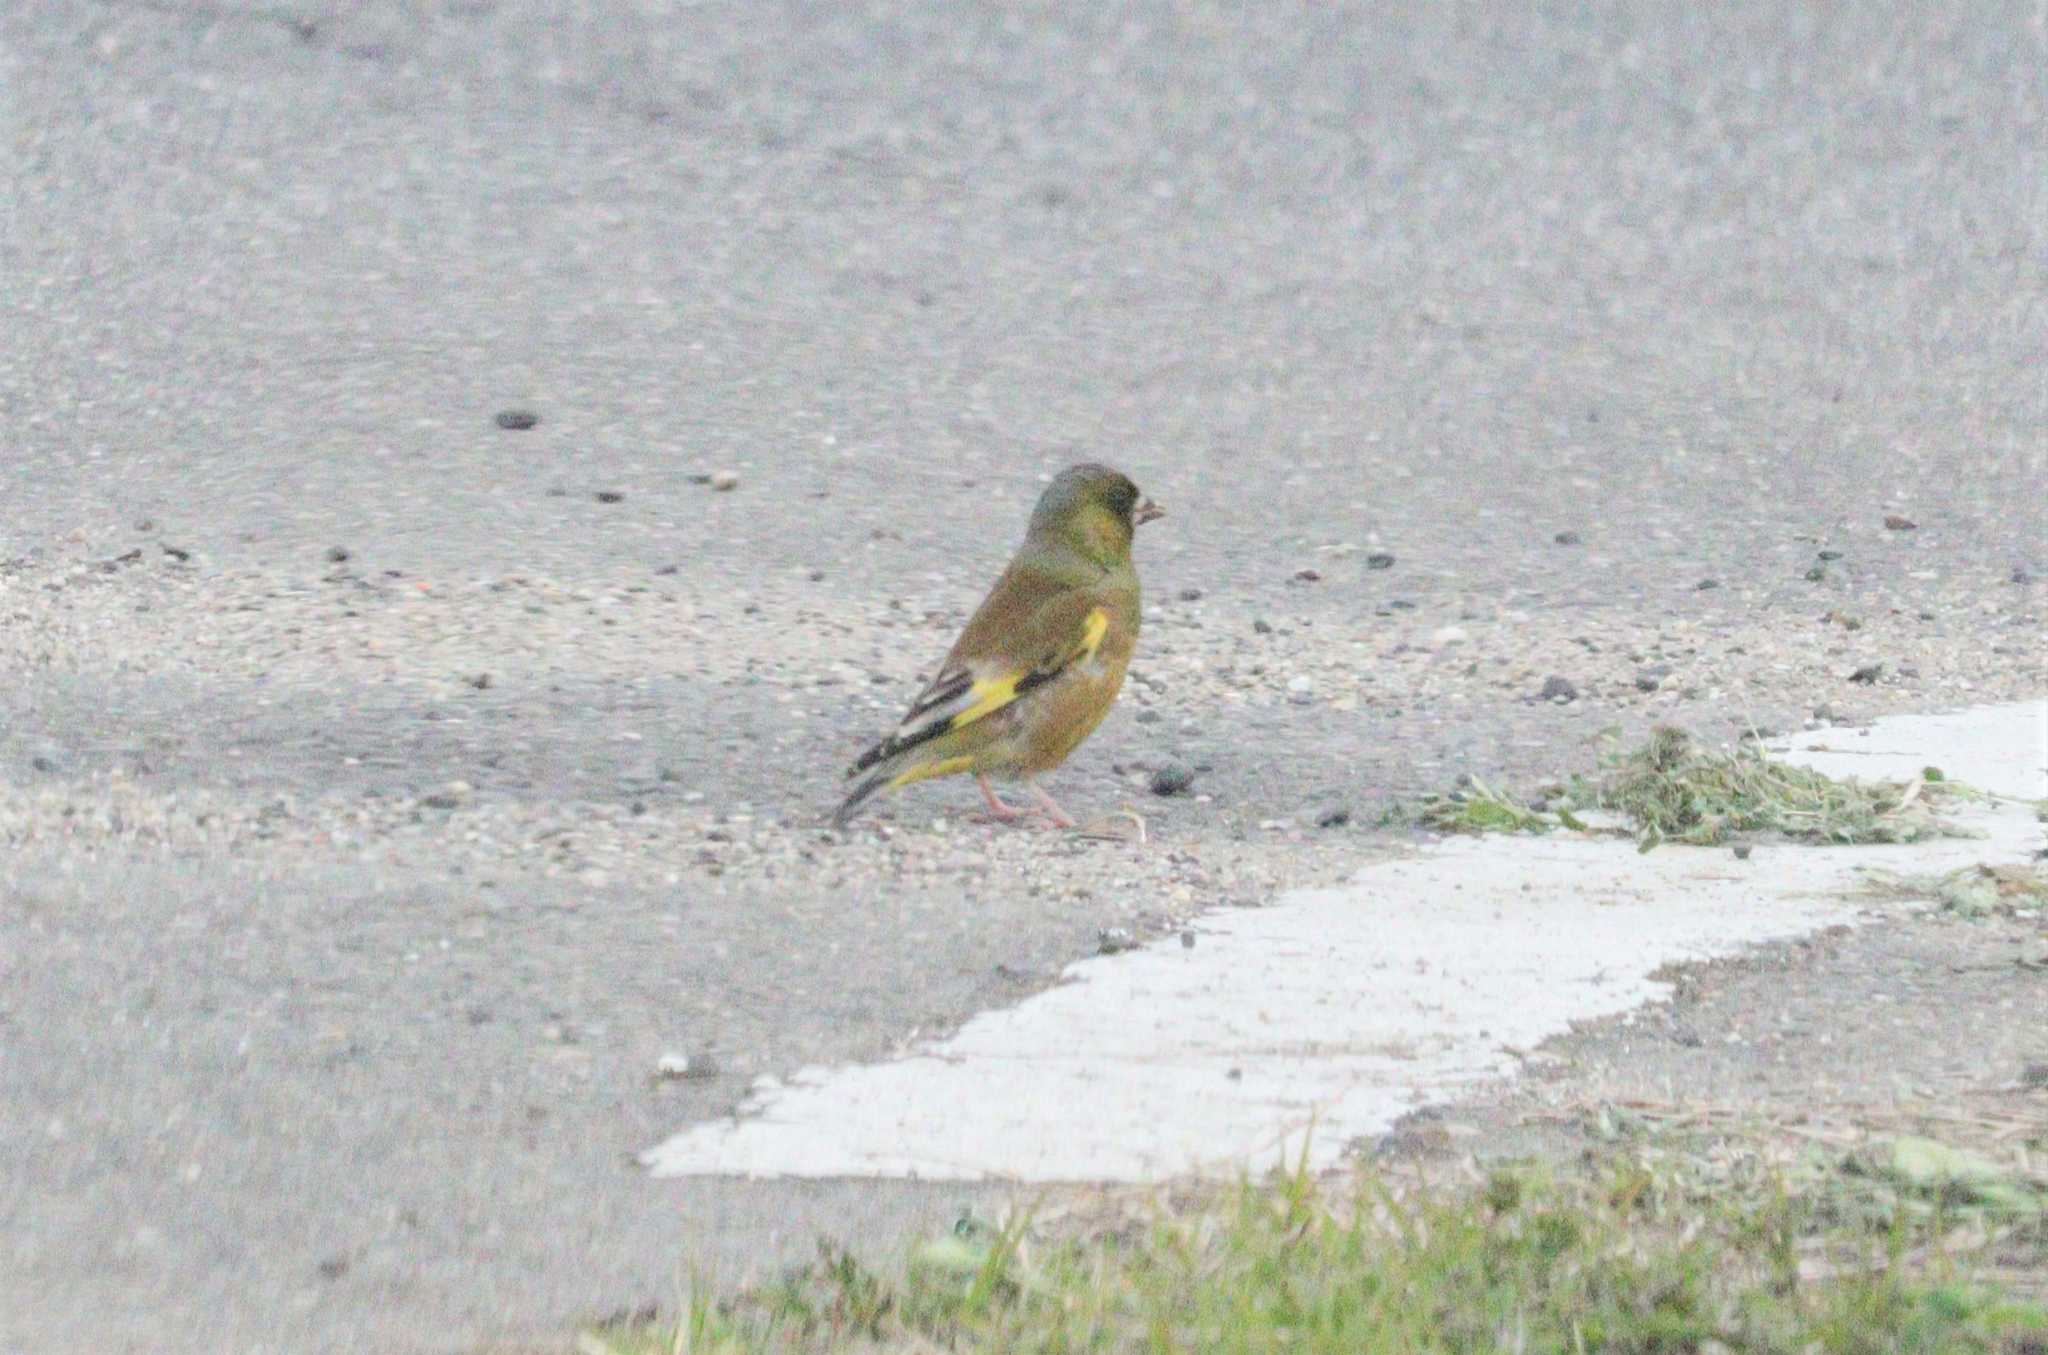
[849,577,1111,776]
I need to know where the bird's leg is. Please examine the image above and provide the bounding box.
[1025,779,1078,829]
[969,774,1029,823]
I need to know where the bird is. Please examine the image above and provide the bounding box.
[833,463,1162,831]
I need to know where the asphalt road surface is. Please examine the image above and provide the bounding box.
[2,2,2044,1351]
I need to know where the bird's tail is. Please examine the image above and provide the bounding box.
[831,751,975,828]
[832,767,892,828]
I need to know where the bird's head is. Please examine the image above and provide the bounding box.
[1027,463,1162,567]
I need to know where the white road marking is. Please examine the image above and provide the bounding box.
[644,702,2047,1182]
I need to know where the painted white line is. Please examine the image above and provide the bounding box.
[644,702,2047,1183]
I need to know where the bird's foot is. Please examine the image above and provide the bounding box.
[966,776,1038,826]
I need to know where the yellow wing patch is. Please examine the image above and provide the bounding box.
[887,755,975,790]
[946,607,1109,734]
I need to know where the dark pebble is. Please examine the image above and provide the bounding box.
[31,755,56,773]
[1293,568,1322,583]
[2013,567,2036,586]
[325,545,351,563]
[1804,566,1827,582]
[318,1257,349,1281]
[1178,587,1204,601]
[162,545,191,562]
[494,409,540,430]
[1634,671,1663,693]
[1693,578,1718,590]
[1366,552,1396,570]
[1149,763,1197,796]
[1252,618,1274,634]
[1553,531,1581,545]
[1097,928,1138,955]
[685,473,713,485]
[809,569,826,582]
[2021,1061,2048,1089]
[467,673,492,690]
[1883,514,1917,531]
[596,490,625,504]
[1732,844,1753,860]
[422,792,462,809]
[1539,675,1579,703]
[1180,930,1196,949]
[654,564,680,575]
[1134,709,1162,724]
[1848,664,1883,685]
[1316,806,1351,829]
[1817,549,1843,561]
[1387,598,1416,610]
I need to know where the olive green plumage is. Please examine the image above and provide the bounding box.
[834,464,1161,828]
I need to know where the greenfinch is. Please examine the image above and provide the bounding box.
[834,463,1162,829]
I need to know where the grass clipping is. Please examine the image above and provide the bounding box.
[1420,726,1970,851]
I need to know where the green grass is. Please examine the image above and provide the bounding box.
[1412,726,1977,852]
[1583,727,1969,850]
[581,1155,2048,1354]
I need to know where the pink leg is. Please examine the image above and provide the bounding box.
[1026,779,1078,829]
[975,774,1027,822]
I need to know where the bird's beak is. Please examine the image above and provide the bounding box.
[1135,498,1164,526]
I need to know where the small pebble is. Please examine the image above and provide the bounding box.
[708,471,741,492]
[1097,928,1137,955]
[1178,587,1204,602]
[1292,567,1322,583]
[1552,531,1581,545]
[655,1052,719,1081]
[1316,806,1351,829]
[494,409,540,430]
[1693,578,1719,591]
[1365,552,1396,570]
[1847,664,1883,685]
[2021,1061,2048,1089]
[1179,930,1195,950]
[1732,844,1753,860]
[1883,514,1917,531]
[596,490,625,504]
[1817,549,1843,561]
[1286,675,1316,704]
[1252,618,1274,635]
[1134,709,1161,724]
[466,673,492,690]
[1804,566,1827,582]
[1430,625,1468,646]
[1149,763,1196,796]
[325,545,351,563]
[1539,675,1578,703]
